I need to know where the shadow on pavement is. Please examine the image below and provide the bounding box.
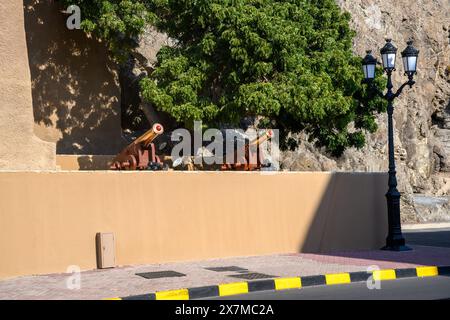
[298,225,450,268]
[404,229,450,248]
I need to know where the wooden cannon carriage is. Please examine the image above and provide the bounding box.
[110,123,165,170]
[220,129,273,171]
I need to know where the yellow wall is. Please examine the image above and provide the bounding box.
[1,1,127,171]
[0,1,56,170]
[56,155,115,170]
[0,171,388,279]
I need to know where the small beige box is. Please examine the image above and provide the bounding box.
[96,232,116,269]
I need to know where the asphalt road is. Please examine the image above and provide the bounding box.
[209,227,450,300]
[404,227,450,248]
[211,276,450,300]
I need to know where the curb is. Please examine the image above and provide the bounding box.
[105,265,450,300]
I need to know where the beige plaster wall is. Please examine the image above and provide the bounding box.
[56,154,115,170]
[0,1,56,170]
[24,0,126,155]
[0,171,388,279]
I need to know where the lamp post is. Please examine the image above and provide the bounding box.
[362,39,419,251]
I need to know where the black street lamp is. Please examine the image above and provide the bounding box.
[362,39,419,251]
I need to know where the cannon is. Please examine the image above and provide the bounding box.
[221,129,273,171]
[110,123,165,170]
[169,129,274,171]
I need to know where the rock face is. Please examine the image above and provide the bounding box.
[281,0,450,222]
[131,1,449,222]
[119,27,176,132]
[413,194,450,222]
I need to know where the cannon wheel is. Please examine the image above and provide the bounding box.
[127,155,137,170]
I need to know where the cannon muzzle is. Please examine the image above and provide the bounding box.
[134,123,164,147]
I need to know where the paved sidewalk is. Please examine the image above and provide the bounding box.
[1,245,450,300]
[403,222,450,230]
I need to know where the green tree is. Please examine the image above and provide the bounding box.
[60,0,386,156]
[59,0,155,62]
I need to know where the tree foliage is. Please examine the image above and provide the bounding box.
[60,0,155,61]
[60,0,386,156]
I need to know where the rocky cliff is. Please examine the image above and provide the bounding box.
[282,0,450,222]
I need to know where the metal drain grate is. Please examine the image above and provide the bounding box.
[228,272,276,280]
[136,271,186,279]
[204,266,248,272]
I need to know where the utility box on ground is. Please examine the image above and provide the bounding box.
[96,232,116,269]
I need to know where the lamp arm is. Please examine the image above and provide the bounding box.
[394,79,415,98]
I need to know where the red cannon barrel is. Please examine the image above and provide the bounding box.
[248,129,273,147]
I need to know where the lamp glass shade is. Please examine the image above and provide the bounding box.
[362,50,377,80]
[363,64,376,79]
[382,53,396,69]
[402,55,417,73]
[380,39,397,70]
[401,41,419,74]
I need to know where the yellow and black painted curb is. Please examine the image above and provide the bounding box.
[105,265,450,300]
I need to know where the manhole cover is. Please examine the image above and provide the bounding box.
[136,271,186,279]
[205,266,248,272]
[228,272,276,280]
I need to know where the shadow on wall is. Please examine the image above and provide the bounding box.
[77,155,114,170]
[297,173,450,267]
[300,172,388,253]
[23,0,126,155]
